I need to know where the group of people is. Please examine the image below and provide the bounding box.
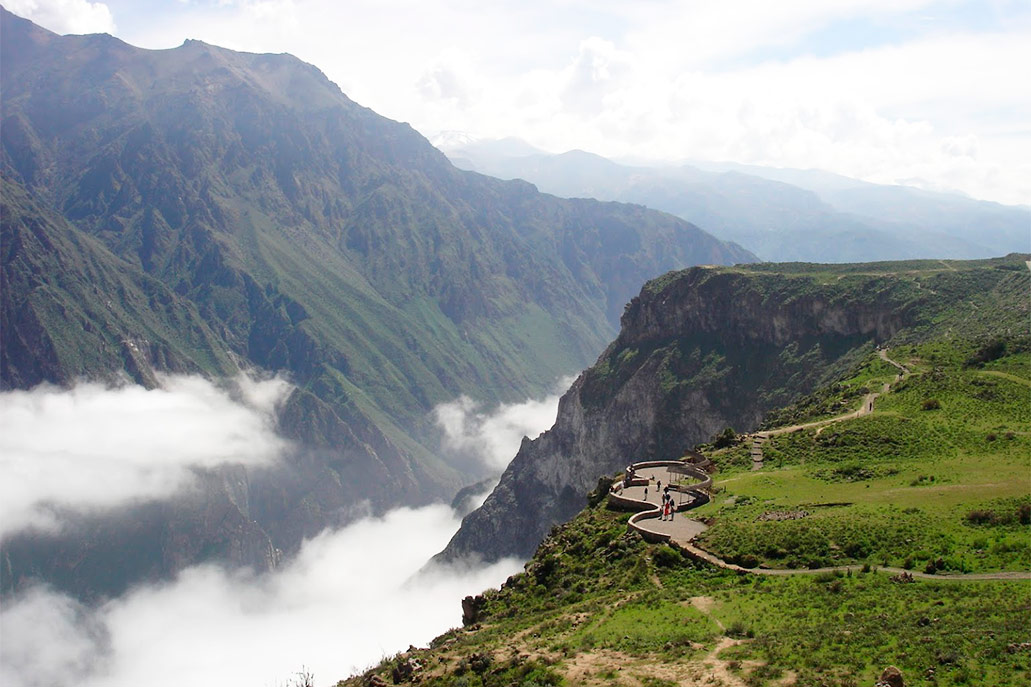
[656,481,676,521]
[622,466,677,520]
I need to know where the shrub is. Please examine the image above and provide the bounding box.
[652,545,683,568]
[966,509,996,525]
[469,652,492,675]
[726,620,750,638]
[587,475,612,508]
[921,398,941,410]
[713,427,738,448]
[965,339,1007,367]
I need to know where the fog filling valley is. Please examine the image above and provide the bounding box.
[0,376,559,686]
[434,377,571,472]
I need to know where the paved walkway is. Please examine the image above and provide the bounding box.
[620,465,709,542]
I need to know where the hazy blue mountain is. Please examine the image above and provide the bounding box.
[445,139,1029,262]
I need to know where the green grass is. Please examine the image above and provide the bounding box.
[563,594,717,655]
[703,572,1031,686]
[343,492,1030,687]
[696,343,1031,573]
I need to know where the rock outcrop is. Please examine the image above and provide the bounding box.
[875,665,904,687]
[438,258,1030,562]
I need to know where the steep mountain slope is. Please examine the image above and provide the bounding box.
[0,9,751,596]
[446,140,1030,262]
[1,179,236,387]
[440,255,1030,562]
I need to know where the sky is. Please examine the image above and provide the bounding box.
[0,375,556,686]
[5,0,1030,206]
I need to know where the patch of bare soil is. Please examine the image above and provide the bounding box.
[562,646,753,687]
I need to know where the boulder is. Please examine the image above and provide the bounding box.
[875,665,904,687]
[462,594,486,626]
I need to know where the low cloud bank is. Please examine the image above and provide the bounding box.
[0,375,538,687]
[1,504,520,687]
[0,374,291,536]
[433,377,572,471]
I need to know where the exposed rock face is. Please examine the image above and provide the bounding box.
[439,260,1030,562]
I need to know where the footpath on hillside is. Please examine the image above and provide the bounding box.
[610,350,1031,582]
[748,348,909,469]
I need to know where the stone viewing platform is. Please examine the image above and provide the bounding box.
[608,459,712,544]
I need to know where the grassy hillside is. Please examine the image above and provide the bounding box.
[342,336,1031,687]
[442,254,1029,564]
[698,341,1030,575]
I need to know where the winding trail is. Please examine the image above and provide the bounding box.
[749,348,908,469]
[608,350,1031,582]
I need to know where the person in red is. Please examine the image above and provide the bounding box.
[662,498,671,521]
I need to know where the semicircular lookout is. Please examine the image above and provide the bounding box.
[608,456,713,544]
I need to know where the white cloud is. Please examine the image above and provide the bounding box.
[434,380,569,471]
[0,504,521,687]
[5,0,116,34]
[0,374,292,536]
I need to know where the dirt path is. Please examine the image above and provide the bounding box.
[748,349,909,468]
[979,370,1031,387]
[700,637,748,687]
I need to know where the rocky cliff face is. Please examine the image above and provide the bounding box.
[439,258,1030,562]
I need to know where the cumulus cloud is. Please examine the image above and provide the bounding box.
[0,504,520,687]
[560,37,630,115]
[434,380,570,472]
[0,374,292,536]
[5,0,116,34]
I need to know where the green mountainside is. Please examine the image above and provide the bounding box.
[441,255,1030,564]
[345,310,1030,687]
[0,9,750,596]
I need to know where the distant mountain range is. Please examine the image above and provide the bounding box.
[0,8,751,597]
[441,137,1030,263]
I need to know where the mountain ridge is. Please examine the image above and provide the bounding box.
[0,7,751,597]
[443,138,1030,263]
